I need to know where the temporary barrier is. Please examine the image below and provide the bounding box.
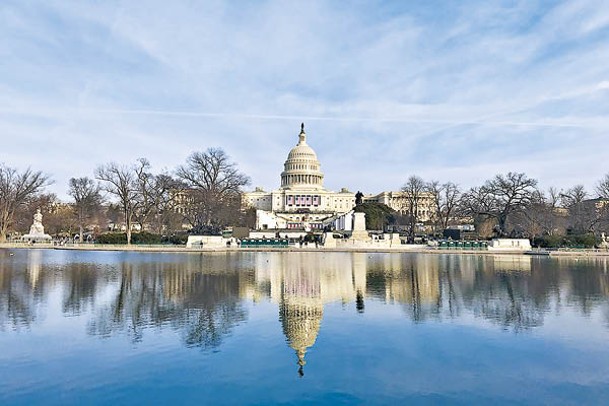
[240,238,289,248]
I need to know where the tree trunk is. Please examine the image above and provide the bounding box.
[0,210,10,243]
[499,214,508,236]
[78,209,84,243]
[125,211,132,245]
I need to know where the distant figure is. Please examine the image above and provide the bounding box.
[355,191,364,206]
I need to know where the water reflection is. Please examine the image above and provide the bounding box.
[0,250,44,330]
[249,254,367,375]
[2,250,609,368]
[86,256,251,348]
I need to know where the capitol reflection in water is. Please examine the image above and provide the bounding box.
[3,251,609,354]
[2,249,609,403]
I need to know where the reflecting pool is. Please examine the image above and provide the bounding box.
[1,249,609,404]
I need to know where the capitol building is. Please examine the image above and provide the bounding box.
[243,124,356,231]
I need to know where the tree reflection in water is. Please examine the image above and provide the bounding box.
[0,250,47,330]
[361,254,609,332]
[63,263,99,316]
[87,257,251,349]
[1,250,609,348]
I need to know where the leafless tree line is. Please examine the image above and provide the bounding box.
[2,154,609,244]
[1,148,250,244]
[401,172,609,241]
[94,149,250,244]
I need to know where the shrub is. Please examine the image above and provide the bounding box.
[569,233,596,248]
[533,235,563,248]
[95,233,127,244]
[162,233,188,245]
[534,233,597,248]
[96,232,163,244]
[132,232,162,244]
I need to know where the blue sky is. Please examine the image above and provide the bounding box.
[1,0,608,200]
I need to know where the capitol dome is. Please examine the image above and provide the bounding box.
[280,298,323,377]
[280,123,324,190]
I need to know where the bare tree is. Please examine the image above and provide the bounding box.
[427,180,441,232]
[547,186,562,208]
[540,187,566,235]
[595,174,609,233]
[0,164,51,242]
[596,174,609,199]
[512,189,566,238]
[132,159,183,234]
[101,159,184,235]
[131,158,155,231]
[560,185,587,208]
[401,175,427,242]
[522,186,566,237]
[43,198,78,238]
[460,186,499,235]
[560,185,596,234]
[69,177,103,242]
[95,163,138,244]
[427,181,461,232]
[461,172,538,236]
[149,173,185,233]
[176,148,250,233]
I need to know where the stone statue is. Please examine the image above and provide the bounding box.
[355,191,364,206]
[30,208,45,235]
[21,208,52,243]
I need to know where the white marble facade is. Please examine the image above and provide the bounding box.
[243,124,356,230]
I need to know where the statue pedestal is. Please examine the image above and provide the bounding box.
[351,212,369,241]
[322,232,336,248]
[21,233,52,243]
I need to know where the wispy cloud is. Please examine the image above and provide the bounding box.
[1,0,608,199]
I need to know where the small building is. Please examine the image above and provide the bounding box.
[488,238,532,251]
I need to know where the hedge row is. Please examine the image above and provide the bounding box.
[532,233,598,248]
[95,232,188,245]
